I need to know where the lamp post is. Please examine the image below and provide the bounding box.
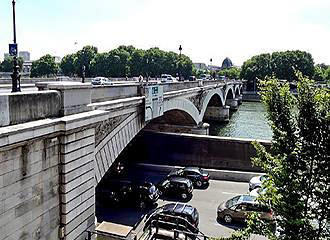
[11,0,20,92]
[82,65,86,83]
[178,45,182,81]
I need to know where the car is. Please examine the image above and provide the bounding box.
[167,167,210,188]
[145,203,199,234]
[217,195,273,224]
[157,177,193,200]
[96,179,159,209]
[188,76,196,81]
[249,175,269,191]
[56,76,71,81]
[249,187,267,197]
[92,77,112,85]
[161,74,178,83]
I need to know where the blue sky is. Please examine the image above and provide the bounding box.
[1,0,329,66]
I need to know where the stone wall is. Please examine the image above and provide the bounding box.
[0,137,60,240]
[126,131,270,172]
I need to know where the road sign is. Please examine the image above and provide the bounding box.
[145,85,164,122]
[9,43,18,56]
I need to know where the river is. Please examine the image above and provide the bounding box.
[209,102,273,140]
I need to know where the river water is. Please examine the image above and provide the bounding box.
[209,102,273,140]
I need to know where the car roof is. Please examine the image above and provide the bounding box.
[168,176,191,183]
[183,167,202,173]
[238,194,257,204]
[162,203,196,215]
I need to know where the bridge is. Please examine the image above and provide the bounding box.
[0,79,243,240]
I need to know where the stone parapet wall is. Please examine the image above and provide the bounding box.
[0,91,61,127]
[0,137,60,240]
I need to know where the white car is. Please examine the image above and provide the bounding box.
[161,74,178,83]
[92,77,112,85]
[249,175,268,191]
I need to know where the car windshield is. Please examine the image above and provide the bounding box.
[226,196,240,208]
[186,180,192,188]
[260,175,268,181]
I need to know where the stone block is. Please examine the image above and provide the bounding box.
[60,170,94,194]
[61,152,93,174]
[61,186,93,214]
[0,91,61,127]
[61,195,94,224]
[64,203,94,234]
[61,160,93,184]
[61,128,95,144]
[60,178,94,203]
[60,144,94,164]
[60,135,94,154]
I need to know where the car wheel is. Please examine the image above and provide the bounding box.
[196,180,202,188]
[181,193,188,199]
[224,214,232,224]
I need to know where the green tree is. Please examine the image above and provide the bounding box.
[60,54,76,77]
[0,57,23,72]
[271,50,314,81]
[30,54,58,77]
[75,45,98,77]
[234,74,329,240]
[218,67,241,79]
[90,52,111,77]
[107,48,130,77]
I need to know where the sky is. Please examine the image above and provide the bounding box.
[0,0,329,66]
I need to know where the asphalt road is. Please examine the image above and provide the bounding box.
[96,167,267,239]
[0,87,38,93]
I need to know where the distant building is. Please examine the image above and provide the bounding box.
[194,63,208,71]
[54,56,62,64]
[19,51,31,61]
[221,57,234,69]
[208,65,221,71]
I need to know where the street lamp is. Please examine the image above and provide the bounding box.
[11,0,20,92]
[179,45,182,81]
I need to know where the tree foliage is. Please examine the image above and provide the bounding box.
[240,51,315,90]
[0,57,23,72]
[218,66,241,79]
[231,74,329,240]
[30,54,58,77]
[59,45,194,79]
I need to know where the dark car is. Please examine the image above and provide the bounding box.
[96,179,159,209]
[157,177,193,200]
[167,167,210,188]
[145,203,199,234]
[217,195,274,223]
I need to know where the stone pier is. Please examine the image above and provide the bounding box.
[225,98,239,110]
[203,106,230,122]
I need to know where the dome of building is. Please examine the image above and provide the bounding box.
[221,57,233,69]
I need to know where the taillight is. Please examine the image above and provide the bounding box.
[203,176,209,180]
[267,210,273,219]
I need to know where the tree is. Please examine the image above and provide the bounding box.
[0,57,23,72]
[218,67,241,79]
[75,45,98,77]
[240,53,272,91]
[271,50,314,81]
[30,54,58,77]
[234,74,329,240]
[60,54,76,77]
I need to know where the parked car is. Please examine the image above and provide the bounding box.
[167,167,210,188]
[56,76,71,81]
[217,195,273,223]
[96,179,159,209]
[249,175,269,191]
[145,203,199,234]
[161,74,178,83]
[188,76,196,81]
[157,177,193,200]
[92,77,112,85]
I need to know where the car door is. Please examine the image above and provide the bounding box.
[184,171,197,182]
[232,203,248,221]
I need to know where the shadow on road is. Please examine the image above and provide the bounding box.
[216,218,246,230]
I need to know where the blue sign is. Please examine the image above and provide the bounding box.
[9,43,18,56]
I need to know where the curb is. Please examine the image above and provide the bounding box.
[136,163,262,183]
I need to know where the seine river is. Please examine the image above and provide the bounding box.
[209,102,273,140]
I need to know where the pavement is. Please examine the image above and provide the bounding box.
[95,166,267,239]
